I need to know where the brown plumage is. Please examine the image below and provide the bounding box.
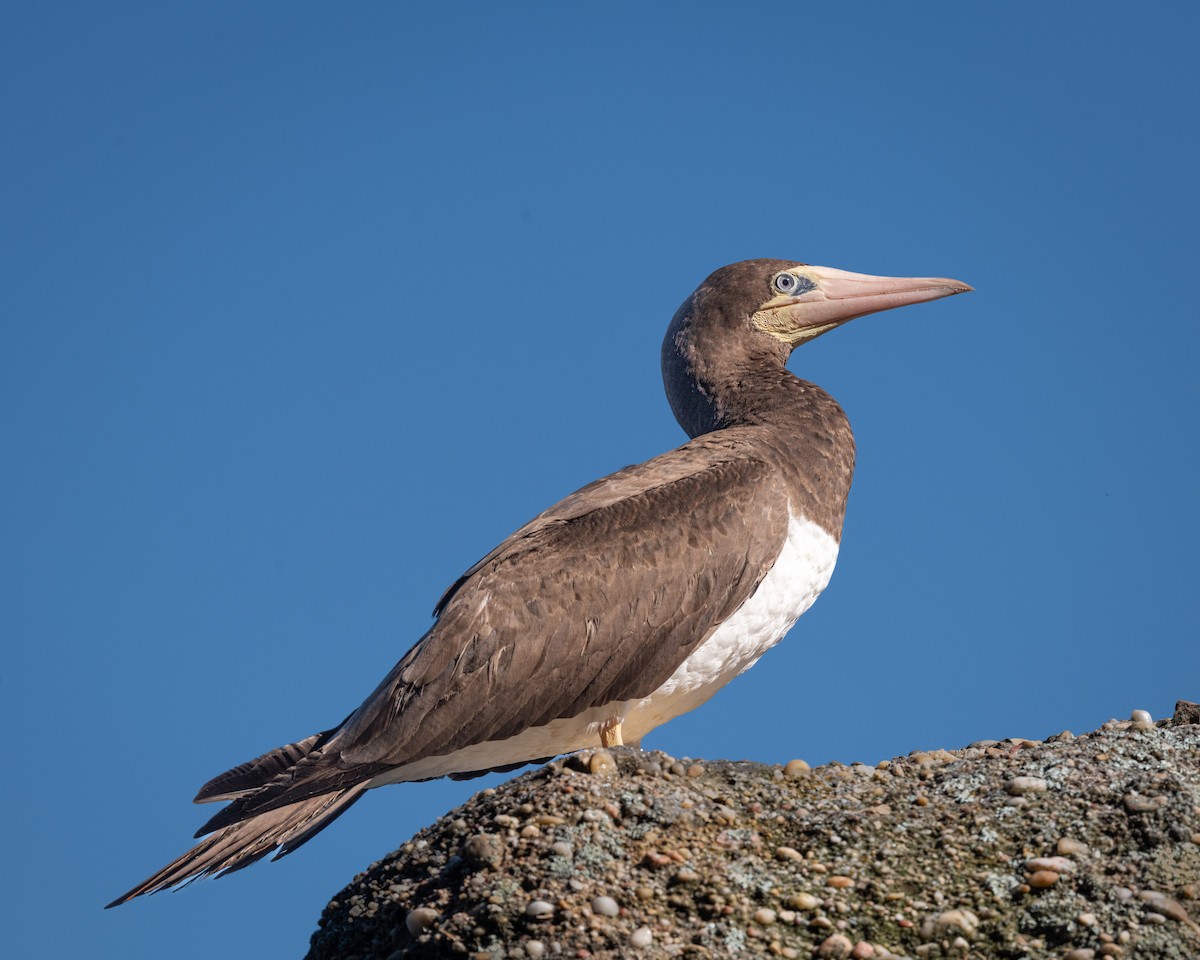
[108,259,969,906]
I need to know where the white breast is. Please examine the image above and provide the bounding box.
[370,508,838,785]
[619,508,839,741]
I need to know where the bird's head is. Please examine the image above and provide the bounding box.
[677,258,972,354]
[662,258,972,437]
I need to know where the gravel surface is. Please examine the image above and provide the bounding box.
[306,702,1199,959]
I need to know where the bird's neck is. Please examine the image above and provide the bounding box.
[661,332,857,540]
[662,334,849,440]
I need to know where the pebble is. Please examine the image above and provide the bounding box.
[1122,792,1163,813]
[549,841,573,858]
[525,899,555,918]
[1138,890,1192,923]
[784,759,811,778]
[588,750,617,776]
[753,907,777,925]
[405,906,440,935]
[686,764,705,777]
[774,846,804,861]
[1004,776,1048,795]
[1077,912,1097,926]
[629,926,653,948]
[590,896,619,917]
[635,886,654,902]
[641,851,671,869]
[1130,709,1154,730]
[1056,837,1089,856]
[1063,950,1095,960]
[816,933,853,958]
[525,941,546,959]
[851,942,876,959]
[462,833,506,869]
[828,875,854,889]
[1028,870,1059,889]
[924,909,980,940]
[787,892,821,911]
[1025,856,1074,874]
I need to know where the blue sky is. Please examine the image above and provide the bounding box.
[3,3,1198,956]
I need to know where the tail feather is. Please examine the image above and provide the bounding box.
[105,783,367,908]
[193,731,331,803]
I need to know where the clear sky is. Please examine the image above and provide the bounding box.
[3,3,1198,956]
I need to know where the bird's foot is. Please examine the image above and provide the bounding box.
[599,718,624,748]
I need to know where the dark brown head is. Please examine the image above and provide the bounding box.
[662,258,971,438]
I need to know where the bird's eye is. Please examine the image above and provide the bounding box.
[774,273,801,294]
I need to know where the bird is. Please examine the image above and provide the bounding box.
[108,258,970,906]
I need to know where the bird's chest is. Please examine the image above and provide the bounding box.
[627,510,840,732]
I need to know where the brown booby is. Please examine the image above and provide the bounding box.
[109,259,970,906]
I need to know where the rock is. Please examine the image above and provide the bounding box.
[404,907,439,936]
[306,718,1200,960]
[587,750,617,776]
[1028,870,1059,889]
[461,832,505,869]
[784,758,811,777]
[816,933,853,958]
[629,926,652,948]
[1004,776,1048,795]
[1174,699,1200,724]
[524,899,555,918]
[1056,837,1089,856]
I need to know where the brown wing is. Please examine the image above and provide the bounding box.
[198,430,789,829]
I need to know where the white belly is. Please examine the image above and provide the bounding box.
[369,510,839,785]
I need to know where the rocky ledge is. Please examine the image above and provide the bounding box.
[306,702,1199,960]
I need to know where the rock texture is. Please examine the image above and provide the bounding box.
[306,703,1200,959]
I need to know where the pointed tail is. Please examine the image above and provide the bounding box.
[106,777,367,907]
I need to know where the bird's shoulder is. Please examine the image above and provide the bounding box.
[433,429,784,617]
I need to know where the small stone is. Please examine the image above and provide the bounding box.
[629,926,653,948]
[784,759,811,778]
[1005,776,1048,795]
[753,908,777,925]
[405,906,440,936]
[1130,708,1154,730]
[925,909,980,940]
[686,764,705,777]
[1138,891,1192,923]
[1028,870,1059,889]
[1098,945,1123,958]
[1025,856,1074,874]
[588,750,617,776]
[816,933,853,958]
[641,851,672,870]
[827,875,854,889]
[525,899,555,918]
[550,841,573,858]
[525,942,546,959]
[775,846,804,861]
[635,886,654,902]
[1064,950,1095,960]
[493,814,520,828]
[851,942,876,959]
[1123,792,1162,813]
[1056,837,1090,857]
[787,892,821,911]
[590,896,619,918]
[1077,912,1098,926]
[462,833,505,869]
